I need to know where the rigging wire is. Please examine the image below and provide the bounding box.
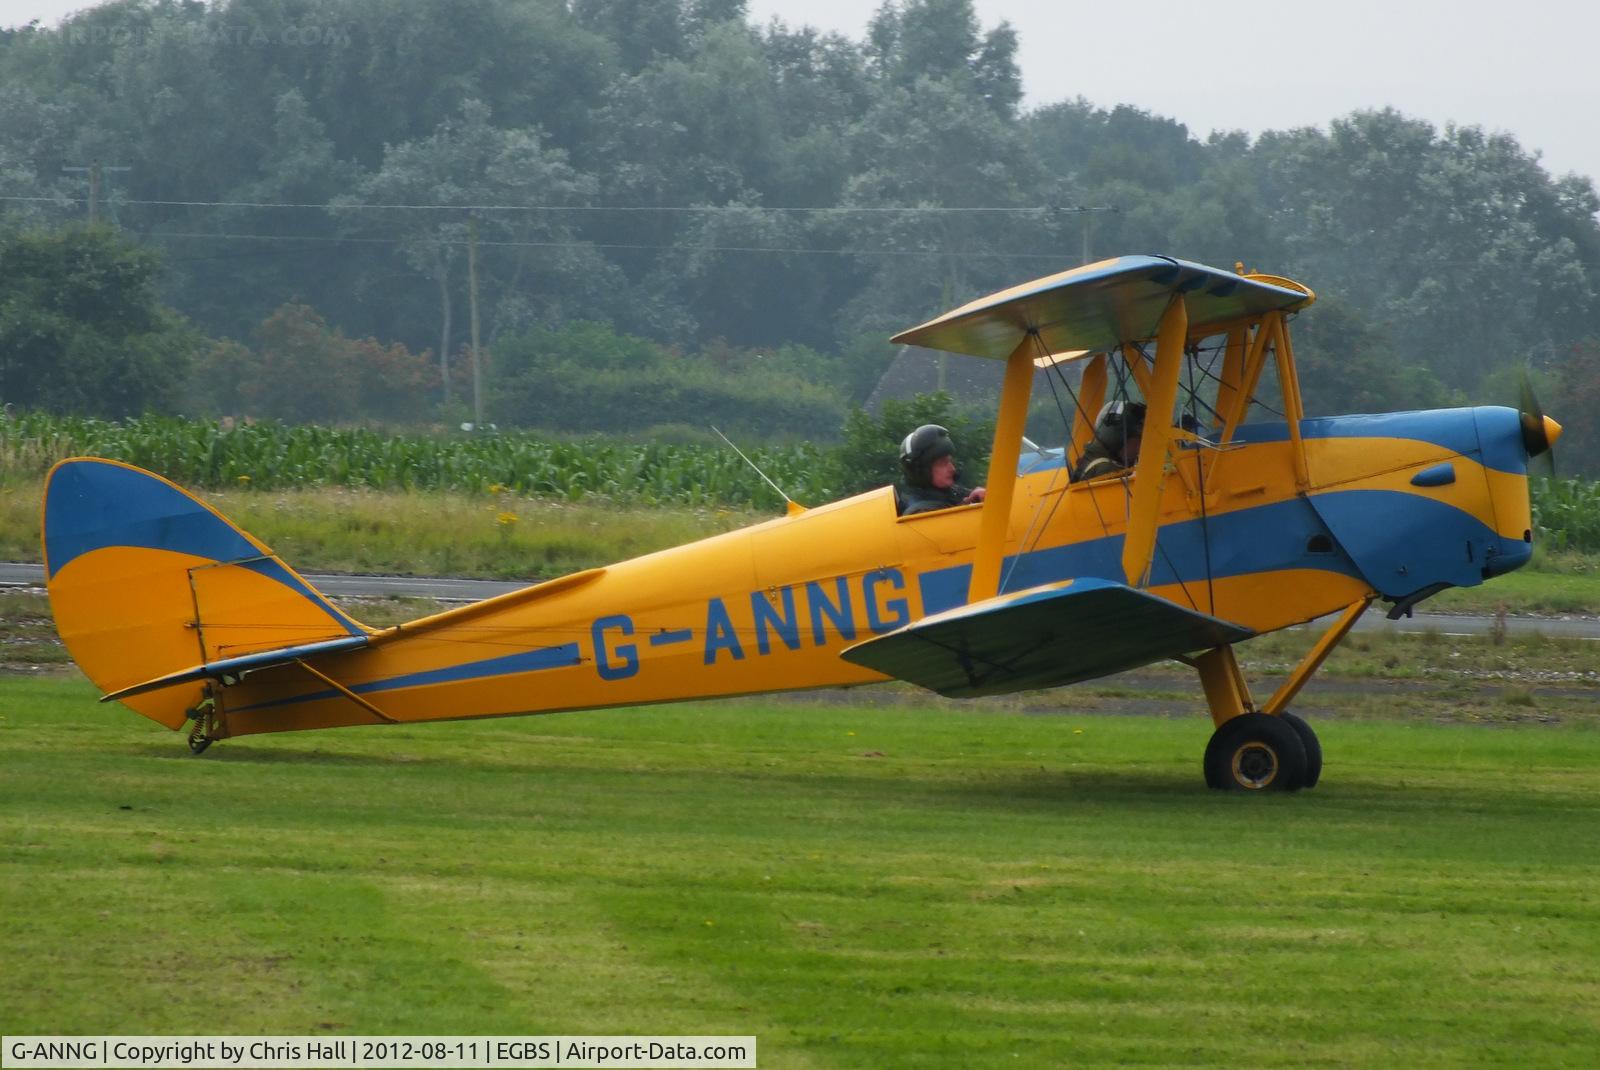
[1184,335,1285,420]
[1041,347,1115,541]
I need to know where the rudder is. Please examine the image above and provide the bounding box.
[43,458,367,729]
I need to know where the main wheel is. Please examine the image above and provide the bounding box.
[1203,713,1308,792]
[1278,711,1322,789]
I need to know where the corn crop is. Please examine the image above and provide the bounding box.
[1530,477,1600,553]
[7,413,1599,550]
[0,412,834,509]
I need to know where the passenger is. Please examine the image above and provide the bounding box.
[897,424,987,515]
[1072,401,1146,481]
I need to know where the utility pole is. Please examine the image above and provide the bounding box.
[1047,204,1119,265]
[467,213,484,429]
[61,162,131,223]
[1076,205,1118,265]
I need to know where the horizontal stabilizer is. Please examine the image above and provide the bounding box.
[841,578,1252,697]
[101,635,372,703]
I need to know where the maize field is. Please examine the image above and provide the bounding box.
[5,412,1598,550]
[0,412,833,509]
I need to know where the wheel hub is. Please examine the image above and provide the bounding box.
[1231,741,1279,789]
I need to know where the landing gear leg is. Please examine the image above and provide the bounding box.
[1192,645,1305,791]
[183,689,224,756]
[1191,597,1371,791]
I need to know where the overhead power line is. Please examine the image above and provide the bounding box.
[0,193,1117,215]
[138,229,1085,261]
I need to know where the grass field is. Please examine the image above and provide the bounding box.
[3,676,1598,1066]
[1,480,764,581]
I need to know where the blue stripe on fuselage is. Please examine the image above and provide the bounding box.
[231,642,583,714]
[1308,488,1530,596]
[918,495,1357,615]
[920,470,1529,616]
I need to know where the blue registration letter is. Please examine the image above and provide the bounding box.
[703,597,746,663]
[592,615,639,680]
[864,568,909,633]
[806,577,856,645]
[751,587,801,655]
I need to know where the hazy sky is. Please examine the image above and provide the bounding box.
[747,0,1600,189]
[10,0,1599,190]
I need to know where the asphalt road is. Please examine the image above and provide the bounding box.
[4,561,1597,640]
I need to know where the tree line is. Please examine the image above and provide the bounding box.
[1,0,1597,466]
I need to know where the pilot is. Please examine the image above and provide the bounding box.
[897,424,987,515]
[1072,401,1146,481]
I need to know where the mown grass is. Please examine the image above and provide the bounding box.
[3,676,1598,1066]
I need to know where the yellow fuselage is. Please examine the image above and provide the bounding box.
[208,411,1529,737]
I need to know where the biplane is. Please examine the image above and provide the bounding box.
[42,255,1561,790]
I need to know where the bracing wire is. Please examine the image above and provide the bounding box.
[1187,350,1218,616]
[1042,349,1115,540]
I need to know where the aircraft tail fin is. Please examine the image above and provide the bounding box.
[42,458,369,730]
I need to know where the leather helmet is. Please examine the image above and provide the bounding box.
[899,424,955,488]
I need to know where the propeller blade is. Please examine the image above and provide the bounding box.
[1517,371,1559,475]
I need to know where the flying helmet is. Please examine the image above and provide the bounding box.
[1092,401,1146,452]
[899,424,955,488]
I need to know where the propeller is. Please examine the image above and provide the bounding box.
[1517,370,1563,474]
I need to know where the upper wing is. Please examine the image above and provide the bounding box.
[840,577,1252,698]
[891,255,1313,360]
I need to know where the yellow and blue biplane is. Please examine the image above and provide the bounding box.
[42,256,1561,789]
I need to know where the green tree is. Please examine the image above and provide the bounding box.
[216,302,435,424]
[1555,339,1600,476]
[1248,110,1600,387]
[489,321,844,437]
[836,75,1041,342]
[340,99,603,403]
[1289,297,1458,415]
[0,224,194,416]
[866,0,1021,117]
[831,391,993,496]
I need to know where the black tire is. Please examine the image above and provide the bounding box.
[1203,713,1308,792]
[1278,711,1322,789]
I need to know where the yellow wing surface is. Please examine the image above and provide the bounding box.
[892,255,1313,360]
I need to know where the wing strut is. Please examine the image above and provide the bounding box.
[1121,296,1188,587]
[967,334,1038,603]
